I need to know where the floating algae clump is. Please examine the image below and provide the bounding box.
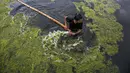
[74,0,123,56]
[42,31,85,51]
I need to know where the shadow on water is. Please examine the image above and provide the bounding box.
[113,0,130,73]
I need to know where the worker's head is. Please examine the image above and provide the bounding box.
[74,13,83,24]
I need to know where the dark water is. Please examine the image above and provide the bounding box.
[112,0,130,73]
[10,0,92,44]
[10,0,79,31]
[10,0,130,73]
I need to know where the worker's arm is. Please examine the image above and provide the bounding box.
[64,16,68,30]
[68,29,81,36]
[64,16,67,26]
[74,29,82,35]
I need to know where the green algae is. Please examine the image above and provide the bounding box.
[0,0,123,73]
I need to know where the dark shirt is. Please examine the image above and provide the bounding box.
[66,17,83,32]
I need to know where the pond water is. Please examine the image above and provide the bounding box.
[10,0,130,73]
[112,0,130,73]
[10,0,79,31]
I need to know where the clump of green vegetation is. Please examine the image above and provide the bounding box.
[0,1,43,73]
[0,0,122,73]
[42,31,85,51]
[74,0,123,56]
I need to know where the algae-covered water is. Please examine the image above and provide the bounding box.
[0,0,129,73]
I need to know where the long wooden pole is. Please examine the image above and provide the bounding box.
[17,0,69,30]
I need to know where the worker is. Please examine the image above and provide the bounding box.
[64,13,83,36]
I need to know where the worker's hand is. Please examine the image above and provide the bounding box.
[71,32,76,36]
[63,26,68,30]
[64,16,67,19]
[68,31,75,36]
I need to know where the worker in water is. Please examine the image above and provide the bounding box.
[64,13,83,36]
